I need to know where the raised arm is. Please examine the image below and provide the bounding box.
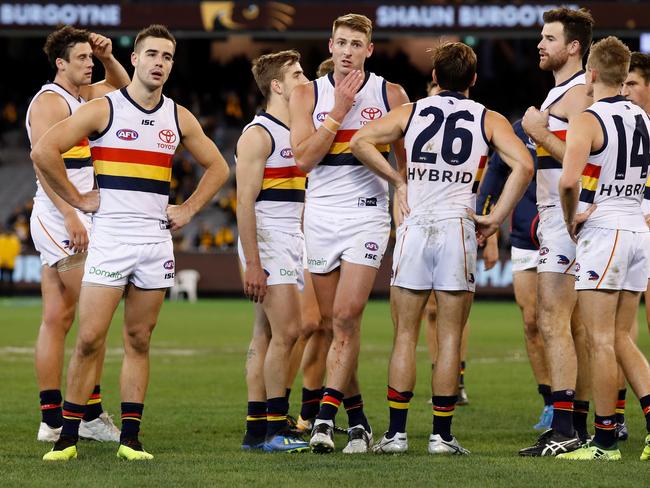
[522,85,591,163]
[351,103,414,222]
[80,33,130,100]
[31,98,110,212]
[290,70,365,172]
[235,126,272,303]
[166,105,230,231]
[559,111,601,239]
[473,110,533,237]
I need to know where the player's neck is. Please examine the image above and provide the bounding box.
[265,97,290,126]
[553,58,583,86]
[126,80,163,110]
[53,74,81,99]
[333,68,365,85]
[592,84,621,102]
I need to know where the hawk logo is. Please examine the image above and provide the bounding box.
[61,239,71,249]
[200,2,295,32]
[361,107,383,120]
[575,262,581,272]
[587,270,599,280]
[159,129,177,144]
[468,273,475,284]
[556,255,570,265]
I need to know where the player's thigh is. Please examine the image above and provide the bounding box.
[390,285,430,334]
[537,271,576,314]
[577,290,618,344]
[123,285,166,339]
[433,290,473,342]
[334,260,378,320]
[301,270,323,333]
[77,284,123,345]
[311,269,340,320]
[263,283,302,332]
[513,269,537,318]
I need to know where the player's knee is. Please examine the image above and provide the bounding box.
[300,316,322,337]
[425,304,437,323]
[75,332,104,358]
[333,302,364,326]
[522,309,538,337]
[125,326,153,355]
[42,305,75,333]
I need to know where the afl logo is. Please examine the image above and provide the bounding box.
[316,111,328,122]
[116,129,138,141]
[280,148,293,159]
[158,129,177,144]
[361,107,383,120]
[365,241,379,251]
[163,260,175,270]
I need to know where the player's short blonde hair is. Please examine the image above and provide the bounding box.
[317,58,334,77]
[588,36,631,87]
[332,14,372,43]
[252,50,301,99]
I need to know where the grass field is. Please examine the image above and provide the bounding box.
[1,297,650,487]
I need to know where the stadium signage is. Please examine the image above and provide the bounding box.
[0,3,120,26]
[375,4,578,29]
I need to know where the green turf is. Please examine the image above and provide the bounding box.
[1,298,650,486]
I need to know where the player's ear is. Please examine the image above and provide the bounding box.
[328,38,334,55]
[470,72,477,88]
[431,69,438,85]
[366,42,374,58]
[131,51,138,68]
[55,57,65,71]
[270,79,282,96]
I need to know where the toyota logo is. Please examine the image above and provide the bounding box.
[361,107,383,120]
[158,129,177,144]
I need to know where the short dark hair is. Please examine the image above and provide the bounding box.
[588,36,631,87]
[431,42,477,92]
[134,24,176,53]
[543,7,594,57]
[630,52,650,84]
[252,50,301,99]
[43,25,90,70]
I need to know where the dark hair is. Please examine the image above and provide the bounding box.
[134,24,176,52]
[43,25,90,69]
[543,7,594,57]
[432,42,477,92]
[252,50,301,99]
[588,36,631,87]
[630,52,650,84]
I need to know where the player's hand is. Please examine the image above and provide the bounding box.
[63,211,89,253]
[483,233,499,270]
[522,106,549,142]
[394,181,410,227]
[331,70,364,120]
[244,263,267,303]
[469,210,499,240]
[77,190,100,213]
[566,204,597,242]
[89,33,113,62]
[166,204,193,231]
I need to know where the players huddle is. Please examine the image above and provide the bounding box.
[28,8,650,462]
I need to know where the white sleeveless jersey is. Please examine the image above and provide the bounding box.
[89,88,181,243]
[403,91,489,221]
[309,71,390,213]
[578,95,650,232]
[26,82,93,213]
[239,111,305,234]
[536,71,585,207]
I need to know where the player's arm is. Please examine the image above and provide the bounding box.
[31,98,110,213]
[235,127,271,303]
[522,85,591,163]
[29,93,89,251]
[167,105,230,231]
[473,111,533,238]
[559,111,600,240]
[351,103,413,222]
[476,152,511,216]
[386,82,410,226]
[290,70,365,172]
[80,33,130,100]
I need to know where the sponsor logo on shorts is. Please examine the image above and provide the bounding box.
[89,266,122,279]
[365,242,379,251]
[539,247,549,256]
[575,262,581,272]
[361,107,383,121]
[116,129,138,141]
[587,270,599,281]
[159,220,170,230]
[280,148,293,159]
[468,273,475,284]
[62,239,71,249]
[364,253,378,261]
[358,197,377,207]
[556,254,570,265]
[307,257,327,268]
[538,258,547,264]
[316,112,328,122]
[280,268,296,277]
[164,272,175,280]
[163,260,175,270]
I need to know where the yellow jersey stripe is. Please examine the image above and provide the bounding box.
[94,160,171,182]
[261,177,307,191]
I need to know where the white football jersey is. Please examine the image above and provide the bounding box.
[578,95,650,232]
[89,88,181,243]
[26,82,94,213]
[309,71,390,213]
[239,111,305,234]
[403,91,489,221]
[536,71,586,207]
